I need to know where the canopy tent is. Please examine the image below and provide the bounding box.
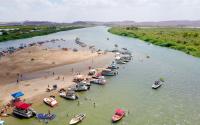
[115,109,125,116]
[11,91,24,99]
[14,101,31,110]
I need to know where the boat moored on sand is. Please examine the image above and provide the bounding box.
[115,59,126,64]
[13,101,36,118]
[74,82,89,92]
[101,69,118,76]
[43,97,58,107]
[60,90,78,100]
[90,76,106,85]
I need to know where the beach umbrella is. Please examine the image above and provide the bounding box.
[11,91,24,99]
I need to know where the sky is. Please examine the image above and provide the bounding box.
[0,0,200,22]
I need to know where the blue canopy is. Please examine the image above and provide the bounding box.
[11,91,24,98]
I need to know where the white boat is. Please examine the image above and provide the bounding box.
[69,113,86,125]
[60,90,78,100]
[81,80,91,87]
[152,80,162,89]
[107,61,119,69]
[0,120,4,125]
[90,76,106,85]
[43,97,58,107]
[74,83,89,92]
[116,59,126,64]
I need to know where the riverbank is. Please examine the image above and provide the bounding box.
[0,25,84,42]
[108,27,200,57]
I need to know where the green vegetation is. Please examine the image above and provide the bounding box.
[108,27,200,57]
[0,25,84,42]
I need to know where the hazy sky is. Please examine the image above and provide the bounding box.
[0,0,200,22]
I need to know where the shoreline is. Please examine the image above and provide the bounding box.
[0,26,85,43]
[108,27,200,58]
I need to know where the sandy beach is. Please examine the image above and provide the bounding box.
[0,45,100,85]
[0,45,114,107]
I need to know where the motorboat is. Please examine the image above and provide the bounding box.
[90,76,106,85]
[60,90,78,100]
[101,69,117,76]
[75,37,87,47]
[112,109,125,122]
[107,61,119,70]
[152,80,162,89]
[121,49,132,55]
[43,97,58,107]
[81,80,91,87]
[120,55,132,62]
[116,59,126,64]
[13,101,36,118]
[74,82,89,92]
[69,113,86,125]
[92,73,104,79]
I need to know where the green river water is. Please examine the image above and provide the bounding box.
[2,26,200,125]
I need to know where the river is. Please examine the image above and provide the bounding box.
[3,26,200,125]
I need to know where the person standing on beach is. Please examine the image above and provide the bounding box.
[53,72,55,76]
[20,74,23,81]
[48,109,51,115]
[71,68,74,73]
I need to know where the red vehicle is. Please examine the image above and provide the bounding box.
[112,109,125,122]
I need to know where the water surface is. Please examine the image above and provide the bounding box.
[3,26,200,125]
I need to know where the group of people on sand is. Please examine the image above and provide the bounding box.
[0,102,11,117]
[16,73,23,84]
